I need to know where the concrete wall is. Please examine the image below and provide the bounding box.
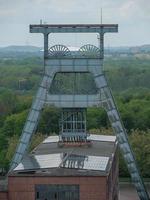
[8,176,107,200]
[107,148,119,200]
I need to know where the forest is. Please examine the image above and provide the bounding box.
[0,54,150,178]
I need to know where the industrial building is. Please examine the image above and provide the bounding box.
[0,134,118,200]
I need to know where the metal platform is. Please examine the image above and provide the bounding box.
[30,24,118,33]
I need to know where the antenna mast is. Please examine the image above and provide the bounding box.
[101,7,103,24]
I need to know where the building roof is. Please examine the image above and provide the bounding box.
[9,134,117,177]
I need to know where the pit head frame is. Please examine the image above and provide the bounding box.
[10,24,149,200]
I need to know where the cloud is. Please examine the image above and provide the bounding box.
[119,1,136,18]
[0,0,150,46]
[119,0,150,20]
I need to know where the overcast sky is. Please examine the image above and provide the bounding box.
[0,0,150,47]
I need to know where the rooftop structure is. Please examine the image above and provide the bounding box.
[12,135,117,176]
[7,135,119,200]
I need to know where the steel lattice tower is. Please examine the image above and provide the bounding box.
[9,24,149,200]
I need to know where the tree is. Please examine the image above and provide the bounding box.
[0,90,18,116]
[129,129,150,177]
[2,110,28,137]
[87,108,109,130]
[38,106,60,135]
[5,135,19,168]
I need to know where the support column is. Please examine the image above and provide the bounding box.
[98,85,150,200]
[98,29,104,73]
[44,33,49,58]
[99,31,104,59]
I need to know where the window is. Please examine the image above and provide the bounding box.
[35,184,79,200]
[36,192,39,199]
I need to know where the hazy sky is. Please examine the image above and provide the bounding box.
[0,0,150,47]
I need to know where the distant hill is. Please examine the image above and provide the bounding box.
[0,44,150,55]
[0,45,42,52]
[105,46,130,53]
[105,45,150,55]
[130,45,150,53]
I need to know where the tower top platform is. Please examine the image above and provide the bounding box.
[30,24,118,34]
